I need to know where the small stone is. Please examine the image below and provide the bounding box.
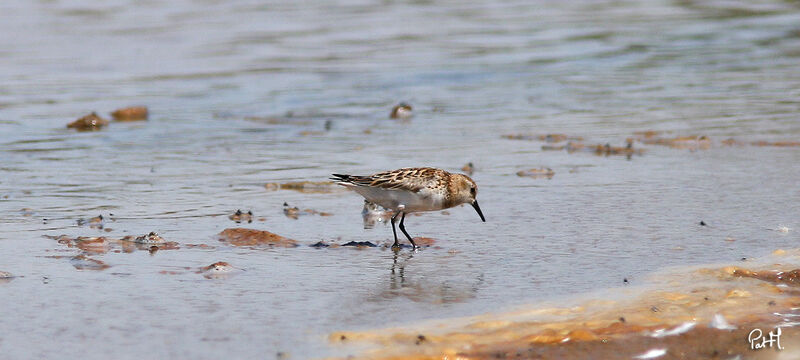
[70,255,110,271]
[229,209,254,223]
[111,106,149,121]
[516,168,555,179]
[390,102,413,119]
[341,241,377,248]
[67,112,109,131]
[201,261,239,278]
[461,162,474,175]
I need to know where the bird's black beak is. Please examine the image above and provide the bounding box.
[472,201,486,222]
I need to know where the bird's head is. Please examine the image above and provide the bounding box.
[450,173,485,222]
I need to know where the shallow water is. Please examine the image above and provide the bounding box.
[1,0,800,358]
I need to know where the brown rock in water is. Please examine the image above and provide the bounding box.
[70,255,110,271]
[129,231,167,245]
[751,140,800,147]
[0,271,14,284]
[541,144,566,151]
[200,261,238,278]
[218,228,298,248]
[632,130,661,139]
[110,106,148,121]
[461,162,474,175]
[47,233,177,253]
[721,138,746,146]
[632,131,711,150]
[229,209,253,223]
[202,261,231,271]
[341,241,377,248]
[74,236,111,254]
[412,237,436,247]
[283,202,332,219]
[67,112,109,131]
[283,202,300,219]
[390,102,413,119]
[264,181,343,194]
[516,167,554,179]
[76,214,105,228]
[184,244,216,249]
[502,133,583,142]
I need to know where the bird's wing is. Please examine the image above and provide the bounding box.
[331,168,444,193]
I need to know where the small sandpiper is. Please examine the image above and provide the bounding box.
[332,167,485,248]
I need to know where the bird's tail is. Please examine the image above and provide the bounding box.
[330,173,351,182]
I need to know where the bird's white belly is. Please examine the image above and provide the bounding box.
[353,187,444,212]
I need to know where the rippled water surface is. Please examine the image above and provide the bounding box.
[2,0,800,358]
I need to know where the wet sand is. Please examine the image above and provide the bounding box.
[330,249,800,359]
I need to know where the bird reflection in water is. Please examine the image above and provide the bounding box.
[362,200,393,229]
[371,248,484,304]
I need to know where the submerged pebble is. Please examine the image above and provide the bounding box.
[70,255,110,271]
[283,202,332,219]
[0,271,14,284]
[502,133,583,143]
[560,141,644,157]
[74,236,111,253]
[750,140,800,147]
[461,162,474,175]
[76,214,105,228]
[633,131,711,150]
[200,261,241,279]
[264,181,342,193]
[48,233,177,253]
[516,168,555,179]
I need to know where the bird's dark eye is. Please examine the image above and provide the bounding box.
[470,187,476,195]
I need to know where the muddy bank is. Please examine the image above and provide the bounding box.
[330,249,800,360]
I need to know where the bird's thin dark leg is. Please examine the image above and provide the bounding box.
[398,212,417,248]
[390,212,400,248]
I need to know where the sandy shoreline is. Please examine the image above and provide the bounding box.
[330,249,800,359]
